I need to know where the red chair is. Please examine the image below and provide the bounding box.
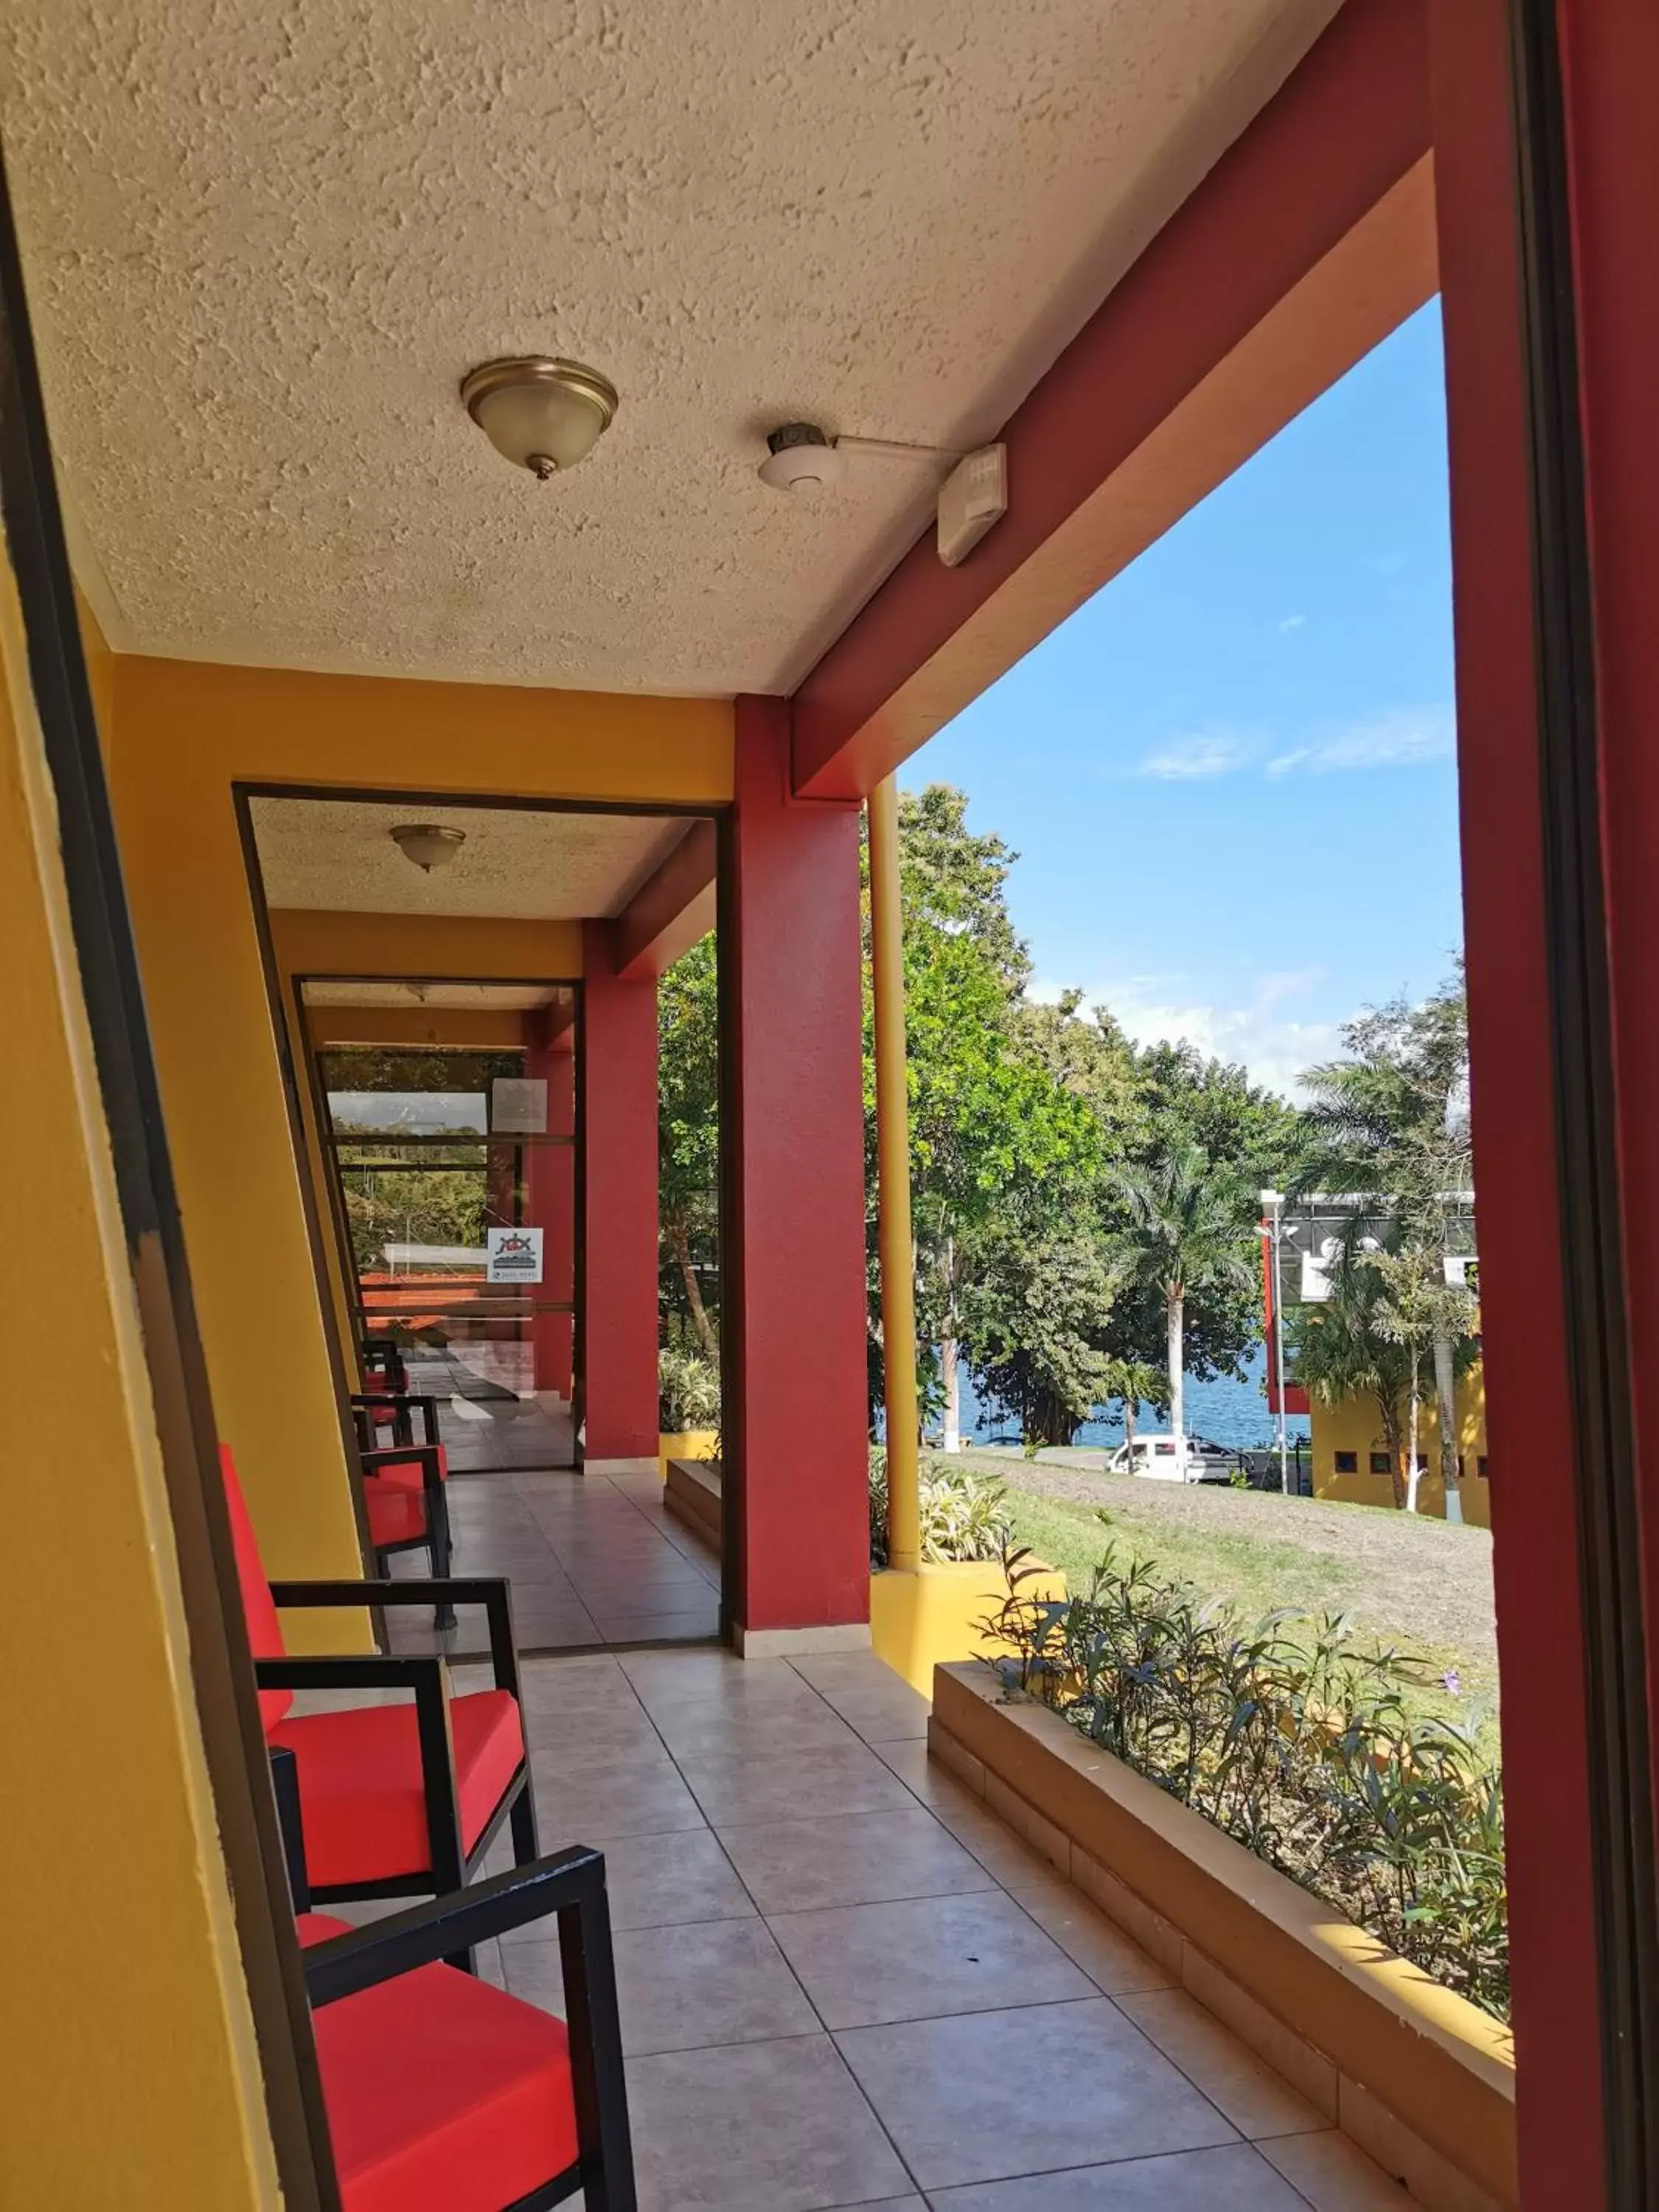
[224,1445,539,1907]
[349,1394,457,1629]
[295,1835,635,2210]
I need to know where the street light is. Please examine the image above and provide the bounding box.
[1259,1189,1290,1496]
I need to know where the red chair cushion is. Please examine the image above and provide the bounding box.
[271,1691,526,1888]
[364,1483,429,1550]
[297,1913,578,2212]
[219,1445,293,1733]
[374,1444,450,1492]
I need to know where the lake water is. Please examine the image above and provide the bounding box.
[953,1343,1311,1452]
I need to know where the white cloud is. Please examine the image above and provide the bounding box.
[1033,969,1344,1102]
[1279,614,1308,633]
[1267,704,1454,778]
[1136,732,1254,782]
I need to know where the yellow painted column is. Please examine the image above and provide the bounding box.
[0,557,279,2204]
[868,776,921,1571]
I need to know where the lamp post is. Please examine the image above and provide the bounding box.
[1259,1188,1290,1495]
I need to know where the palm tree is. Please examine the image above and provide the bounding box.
[1289,1254,1417,1507]
[1101,1357,1163,1460]
[1113,1144,1255,1478]
[1297,974,1476,1520]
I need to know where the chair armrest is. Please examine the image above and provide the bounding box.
[258,1652,465,1888]
[268,1579,522,1701]
[303,1848,605,2005]
[350,1391,441,1446]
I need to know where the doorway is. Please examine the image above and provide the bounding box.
[305,985,580,1476]
[239,787,727,1660]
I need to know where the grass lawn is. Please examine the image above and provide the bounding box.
[938,1448,1502,1736]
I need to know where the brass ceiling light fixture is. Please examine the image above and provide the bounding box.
[461,356,619,479]
[390,824,466,873]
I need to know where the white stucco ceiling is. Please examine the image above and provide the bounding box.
[3,0,1334,696]
[251,796,693,917]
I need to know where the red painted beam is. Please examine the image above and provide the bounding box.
[791,0,1434,799]
[611,818,717,981]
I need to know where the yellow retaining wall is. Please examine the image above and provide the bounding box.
[1309,1365,1490,1527]
[106,655,731,1617]
[2,566,278,2203]
[658,1427,720,1475]
[872,1560,1068,1698]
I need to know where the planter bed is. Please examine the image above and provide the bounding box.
[664,1456,721,1548]
[930,1660,1516,2212]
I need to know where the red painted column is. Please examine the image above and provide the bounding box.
[521,1033,575,1401]
[1429,0,1659,2195]
[580,922,660,1468]
[726,696,870,1643]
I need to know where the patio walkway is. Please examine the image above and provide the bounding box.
[449,1645,1422,2210]
[387,1467,721,1657]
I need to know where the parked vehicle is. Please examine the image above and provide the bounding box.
[1105,1434,1233,1484]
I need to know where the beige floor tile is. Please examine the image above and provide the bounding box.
[717,1806,995,1914]
[680,1742,920,1829]
[836,1997,1236,2190]
[872,1735,984,1808]
[787,1650,915,1694]
[649,1695,863,1761]
[621,1650,816,1706]
[769,1888,1093,2028]
[613,1916,818,2055]
[584,1608,722,1644]
[818,1683,932,1742]
[625,2034,912,2212]
[1259,2129,1419,2208]
[1004,1873,1178,1994]
[500,1935,566,2016]
[929,2142,1312,2207]
[521,1708,669,1769]
[928,1787,1054,1885]
[500,1827,755,1941]
[517,1654,636,1714]
[533,1760,708,1841]
[1114,1989,1328,2142]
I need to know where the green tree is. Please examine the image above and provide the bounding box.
[1298,970,1477,1517]
[959,1225,1119,1447]
[1112,1141,1258,1475]
[658,933,721,1359]
[869,790,1101,1450]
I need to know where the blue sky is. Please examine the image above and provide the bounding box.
[905,299,1463,1100]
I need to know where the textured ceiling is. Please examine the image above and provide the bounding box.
[302,981,570,1009]
[251,796,693,917]
[2,0,1332,696]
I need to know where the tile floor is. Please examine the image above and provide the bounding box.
[388,1466,723,1657]
[428,1644,1425,2211]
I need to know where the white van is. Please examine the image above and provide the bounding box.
[1106,1435,1228,1484]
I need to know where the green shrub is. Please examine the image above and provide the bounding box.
[869,1449,1013,1568]
[984,1545,1508,2020]
[658,1346,720,1433]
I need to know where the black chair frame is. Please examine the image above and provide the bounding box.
[351,1390,442,1452]
[259,1574,538,1910]
[300,1846,636,2212]
[352,1431,457,1630]
[360,1338,410,1393]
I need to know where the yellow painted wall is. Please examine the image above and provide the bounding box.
[1310,1364,1490,1526]
[871,1562,1068,1698]
[107,654,730,1599]
[305,1003,530,1050]
[272,905,585,986]
[1,562,278,2203]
